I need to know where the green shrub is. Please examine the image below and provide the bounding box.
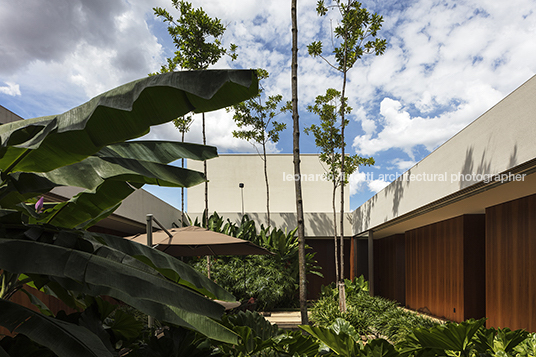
[310,276,438,343]
[191,255,298,310]
[188,212,322,310]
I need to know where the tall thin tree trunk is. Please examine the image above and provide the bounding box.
[202,112,210,278]
[340,73,347,284]
[339,8,350,311]
[263,141,270,225]
[339,73,347,311]
[181,131,185,227]
[203,112,208,227]
[333,182,339,282]
[291,0,308,325]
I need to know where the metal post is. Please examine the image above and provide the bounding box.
[368,230,374,296]
[239,183,244,216]
[146,214,155,329]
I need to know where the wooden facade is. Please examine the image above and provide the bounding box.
[486,193,536,331]
[306,238,351,299]
[374,234,406,305]
[405,215,485,322]
[349,237,369,281]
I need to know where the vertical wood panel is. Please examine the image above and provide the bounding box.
[463,215,486,320]
[405,215,485,322]
[486,193,536,331]
[374,234,405,305]
[306,238,352,300]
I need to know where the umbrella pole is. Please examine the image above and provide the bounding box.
[146,214,155,330]
[243,256,246,295]
[206,256,211,279]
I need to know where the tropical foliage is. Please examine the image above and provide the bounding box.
[310,276,438,343]
[0,69,258,356]
[188,212,322,310]
[306,278,533,357]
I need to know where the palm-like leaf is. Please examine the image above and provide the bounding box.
[0,70,258,350]
[4,141,218,227]
[300,323,360,356]
[0,237,237,343]
[95,141,218,163]
[0,299,113,357]
[0,70,257,174]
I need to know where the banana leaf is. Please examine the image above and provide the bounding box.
[0,70,257,174]
[4,225,234,302]
[86,231,235,301]
[0,299,113,357]
[95,141,218,163]
[0,238,238,343]
[2,141,216,223]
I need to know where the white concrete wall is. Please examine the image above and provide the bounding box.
[353,75,536,235]
[52,186,183,230]
[187,211,353,237]
[0,105,23,124]
[187,154,349,214]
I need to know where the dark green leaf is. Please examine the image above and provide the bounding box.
[0,70,257,174]
[0,299,113,357]
[95,141,217,163]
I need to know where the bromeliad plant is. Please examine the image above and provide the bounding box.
[0,70,258,356]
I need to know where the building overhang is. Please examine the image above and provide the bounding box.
[353,74,536,239]
[357,160,536,239]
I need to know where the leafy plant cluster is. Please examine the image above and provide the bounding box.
[188,212,322,310]
[0,70,259,356]
[302,317,536,357]
[310,276,438,343]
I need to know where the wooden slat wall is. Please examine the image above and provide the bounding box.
[405,215,485,322]
[350,238,369,281]
[486,193,536,331]
[374,234,405,305]
[464,215,486,321]
[306,238,351,299]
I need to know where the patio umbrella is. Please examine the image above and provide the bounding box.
[126,226,272,257]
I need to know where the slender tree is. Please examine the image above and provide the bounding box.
[291,0,309,325]
[174,115,194,226]
[149,67,193,227]
[308,0,386,311]
[230,70,286,225]
[306,89,374,282]
[306,90,343,284]
[154,0,237,226]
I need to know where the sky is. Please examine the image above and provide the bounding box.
[1,0,536,211]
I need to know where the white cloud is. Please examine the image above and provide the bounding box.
[0,82,21,96]
[349,169,391,195]
[353,98,461,159]
[346,0,536,160]
[142,109,282,154]
[3,0,536,208]
[391,158,416,171]
[349,171,367,196]
[367,179,390,194]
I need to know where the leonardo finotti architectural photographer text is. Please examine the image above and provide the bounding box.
[282,171,526,184]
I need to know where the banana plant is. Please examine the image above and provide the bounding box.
[0,69,259,357]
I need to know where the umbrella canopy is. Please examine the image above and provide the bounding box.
[126,226,272,256]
